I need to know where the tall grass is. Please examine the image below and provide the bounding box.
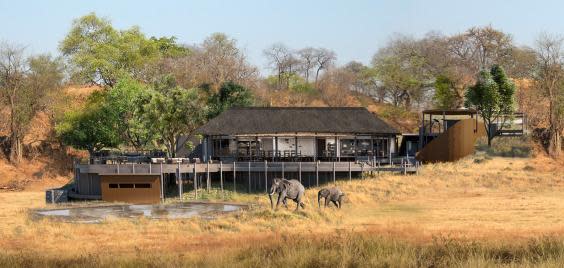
[2,234,564,267]
[2,157,564,267]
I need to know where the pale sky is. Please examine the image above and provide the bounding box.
[1,0,563,74]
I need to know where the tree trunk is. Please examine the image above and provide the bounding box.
[548,127,561,157]
[404,91,412,110]
[277,67,282,90]
[487,134,493,147]
[547,87,561,157]
[9,134,23,163]
[315,68,321,87]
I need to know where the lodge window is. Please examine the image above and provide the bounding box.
[373,138,390,158]
[212,138,231,156]
[340,139,355,157]
[109,183,151,189]
[356,139,372,156]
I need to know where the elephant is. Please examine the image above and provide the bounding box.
[318,187,345,208]
[269,178,306,211]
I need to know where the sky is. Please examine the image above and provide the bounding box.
[1,0,564,75]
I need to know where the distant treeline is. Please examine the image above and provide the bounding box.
[1,13,562,161]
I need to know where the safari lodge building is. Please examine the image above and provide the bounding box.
[197,107,400,162]
[71,107,404,204]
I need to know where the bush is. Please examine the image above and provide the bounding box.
[476,136,532,158]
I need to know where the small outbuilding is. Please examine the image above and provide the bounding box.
[100,174,161,204]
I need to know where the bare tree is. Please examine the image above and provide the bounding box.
[163,33,258,91]
[263,43,302,90]
[263,43,291,90]
[314,48,336,86]
[534,33,564,157]
[318,68,354,106]
[297,47,316,83]
[0,42,63,162]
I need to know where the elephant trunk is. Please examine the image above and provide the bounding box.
[269,193,274,210]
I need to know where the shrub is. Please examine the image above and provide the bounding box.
[476,136,532,158]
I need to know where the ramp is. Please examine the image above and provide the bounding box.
[416,119,485,163]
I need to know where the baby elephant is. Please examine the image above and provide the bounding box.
[318,187,345,208]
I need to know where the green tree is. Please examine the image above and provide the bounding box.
[465,65,515,146]
[207,81,254,118]
[105,78,156,149]
[56,96,121,155]
[60,13,187,87]
[372,35,429,109]
[140,77,207,157]
[433,75,457,109]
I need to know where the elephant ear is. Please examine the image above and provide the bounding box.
[281,180,292,190]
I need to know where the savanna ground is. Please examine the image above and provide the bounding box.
[1,149,564,267]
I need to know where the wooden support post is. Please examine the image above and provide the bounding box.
[274,137,278,161]
[332,161,336,184]
[361,163,364,179]
[160,172,164,201]
[193,164,198,199]
[206,161,210,192]
[177,165,182,201]
[294,136,298,159]
[159,162,164,200]
[354,136,358,159]
[282,162,285,178]
[388,139,392,166]
[316,161,319,187]
[117,164,119,174]
[248,162,251,193]
[403,161,407,175]
[149,163,152,174]
[220,161,224,196]
[132,163,135,174]
[298,162,302,183]
[235,137,240,161]
[255,136,259,161]
[377,160,380,176]
[264,160,268,193]
[233,162,237,193]
[348,161,352,181]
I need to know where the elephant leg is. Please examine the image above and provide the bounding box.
[282,198,289,209]
[276,192,286,210]
[295,192,304,211]
[325,197,329,208]
[331,200,339,208]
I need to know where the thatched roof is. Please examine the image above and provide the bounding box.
[197,107,399,135]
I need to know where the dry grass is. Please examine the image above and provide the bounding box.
[1,156,564,266]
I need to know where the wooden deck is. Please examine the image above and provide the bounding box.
[77,160,419,176]
[73,159,419,201]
